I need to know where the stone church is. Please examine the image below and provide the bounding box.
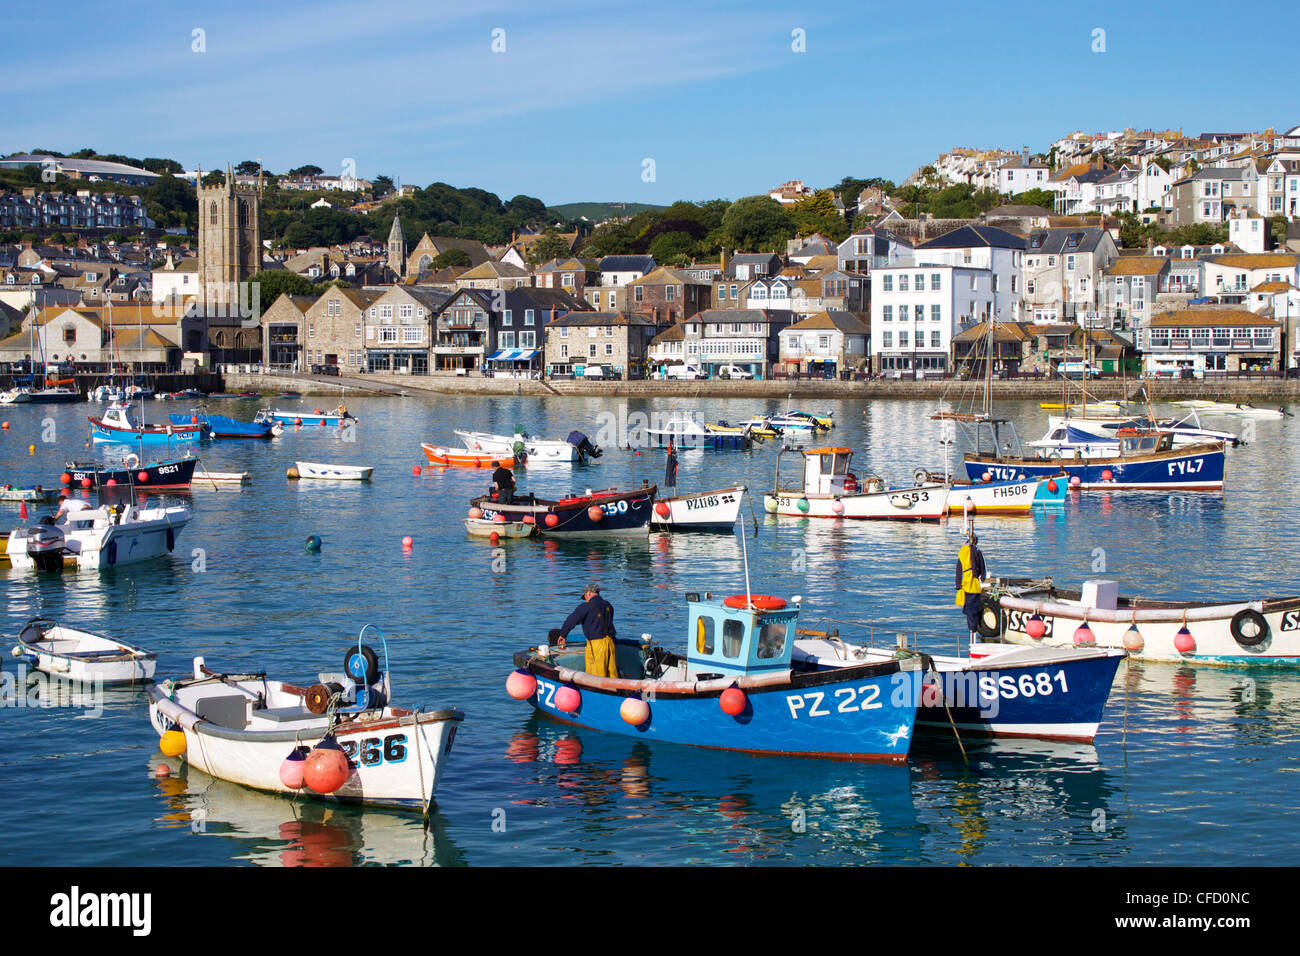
[185,166,264,363]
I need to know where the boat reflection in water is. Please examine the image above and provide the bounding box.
[150,762,464,867]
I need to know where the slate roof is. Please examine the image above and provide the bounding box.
[1026,227,1108,255]
[918,225,1027,251]
[597,255,655,273]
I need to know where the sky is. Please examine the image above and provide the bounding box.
[2,0,1293,207]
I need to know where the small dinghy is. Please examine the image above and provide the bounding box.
[651,485,746,532]
[422,443,517,469]
[792,629,1124,743]
[0,485,58,503]
[288,462,373,481]
[990,577,1300,666]
[191,466,251,486]
[464,515,536,538]
[14,617,156,684]
[271,404,355,426]
[148,630,464,811]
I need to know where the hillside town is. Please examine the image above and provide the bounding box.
[3,124,1299,386]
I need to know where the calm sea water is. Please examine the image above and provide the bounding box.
[1,393,1297,866]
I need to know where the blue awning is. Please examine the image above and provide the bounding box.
[488,349,539,362]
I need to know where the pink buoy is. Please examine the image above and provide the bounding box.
[153,763,171,778]
[831,499,845,515]
[279,747,307,789]
[412,465,422,476]
[719,687,746,716]
[1123,625,1144,652]
[654,501,670,518]
[1026,614,1047,639]
[105,478,117,487]
[1073,621,1095,645]
[506,669,538,700]
[401,535,413,550]
[468,507,484,519]
[588,505,604,522]
[1069,476,1081,487]
[620,697,650,726]
[555,685,581,713]
[1101,469,1114,481]
[1174,626,1195,654]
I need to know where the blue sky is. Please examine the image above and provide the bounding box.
[2,0,1291,206]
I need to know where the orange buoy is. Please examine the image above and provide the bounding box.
[620,697,650,726]
[587,506,604,522]
[303,736,350,794]
[719,687,746,716]
[544,513,559,527]
[722,594,787,611]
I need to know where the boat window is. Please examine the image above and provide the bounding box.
[756,620,787,659]
[821,453,847,475]
[1140,438,1157,452]
[721,619,745,658]
[695,616,714,654]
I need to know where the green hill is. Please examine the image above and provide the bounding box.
[550,201,665,223]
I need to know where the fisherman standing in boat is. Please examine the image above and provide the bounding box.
[557,583,619,678]
[664,439,678,493]
[955,533,987,637]
[491,460,516,503]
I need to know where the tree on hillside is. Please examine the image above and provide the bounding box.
[235,160,261,175]
[201,169,227,187]
[371,175,394,199]
[288,165,323,178]
[648,230,696,264]
[431,248,472,269]
[142,158,183,175]
[1011,188,1056,211]
[791,189,849,241]
[720,196,796,252]
[251,270,318,313]
[527,229,573,266]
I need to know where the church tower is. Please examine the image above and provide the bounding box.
[198,165,262,312]
[387,210,407,278]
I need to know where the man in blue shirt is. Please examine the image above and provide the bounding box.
[558,583,619,678]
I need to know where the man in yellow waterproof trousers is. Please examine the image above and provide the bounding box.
[558,583,619,678]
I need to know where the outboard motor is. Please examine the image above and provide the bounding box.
[25,523,67,572]
[567,430,602,463]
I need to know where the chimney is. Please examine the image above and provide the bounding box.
[1022,147,1030,167]
[720,247,730,272]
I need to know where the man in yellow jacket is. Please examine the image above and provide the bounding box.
[955,534,987,636]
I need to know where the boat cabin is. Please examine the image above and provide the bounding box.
[684,592,800,678]
[100,403,145,431]
[1115,429,1173,455]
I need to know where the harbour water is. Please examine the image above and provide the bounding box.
[1,394,1297,866]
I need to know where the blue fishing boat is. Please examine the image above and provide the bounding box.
[89,403,208,445]
[168,409,282,439]
[475,485,656,537]
[961,417,1225,491]
[507,590,920,761]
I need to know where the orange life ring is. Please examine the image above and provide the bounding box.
[723,594,787,610]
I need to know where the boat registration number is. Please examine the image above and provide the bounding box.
[157,464,179,475]
[339,734,407,767]
[979,671,1069,699]
[1005,609,1054,636]
[1168,458,1204,475]
[1282,611,1300,632]
[600,500,629,515]
[992,483,1032,499]
[786,685,882,718]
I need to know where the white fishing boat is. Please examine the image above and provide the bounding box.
[454,429,581,463]
[645,417,750,449]
[14,617,156,684]
[289,462,373,481]
[991,577,1300,666]
[912,468,1066,515]
[3,501,191,571]
[147,632,463,811]
[763,446,948,520]
[89,384,125,403]
[651,485,746,532]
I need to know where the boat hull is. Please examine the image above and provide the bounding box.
[422,444,516,468]
[464,517,535,537]
[996,585,1300,666]
[476,488,656,537]
[5,506,189,571]
[964,445,1226,491]
[763,486,947,520]
[149,691,462,810]
[65,457,198,489]
[90,419,206,445]
[169,413,278,439]
[651,487,744,532]
[646,430,750,450]
[16,621,156,684]
[454,431,577,462]
[940,476,1065,514]
[293,462,372,481]
[517,659,916,762]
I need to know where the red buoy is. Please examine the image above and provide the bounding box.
[1026,614,1047,639]
[1174,626,1195,654]
[1101,469,1114,481]
[1046,479,1058,494]
[61,472,72,485]
[588,506,604,522]
[654,502,670,518]
[544,513,559,527]
[138,471,149,483]
[555,685,581,713]
[80,477,92,488]
[1073,622,1095,645]
[412,465,422,476]
[719,687,747,716]
[506,669,538,700]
